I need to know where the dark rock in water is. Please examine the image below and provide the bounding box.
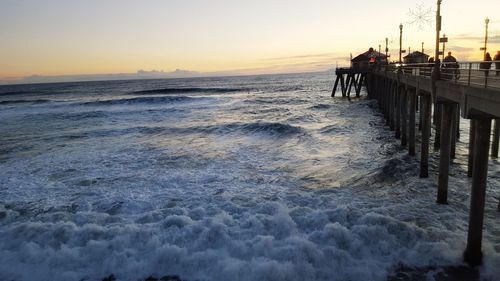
[143,275,183,281]
[159,276,183,281]
[388,265,480,281]
[0,211,6,219]
[102,274,116,281]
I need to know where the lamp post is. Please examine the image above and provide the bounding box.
[422,42,424,54]
[435,0,442,63]
[385,37,389,59]
[442,33,447,60]
[483,17,490,59]
[399,23,403,63]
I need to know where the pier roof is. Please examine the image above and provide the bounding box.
[351,49,388,62]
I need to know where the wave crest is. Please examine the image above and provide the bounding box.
[81,96,202,106]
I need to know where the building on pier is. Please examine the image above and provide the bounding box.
[351,48,388,70]
[403,51,430,64]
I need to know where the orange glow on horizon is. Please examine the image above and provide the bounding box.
[1,0,499,82]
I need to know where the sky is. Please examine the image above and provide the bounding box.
[1,0,500,83]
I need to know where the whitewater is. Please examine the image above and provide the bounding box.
[0,72,499,281]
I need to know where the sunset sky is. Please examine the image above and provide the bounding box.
[1,0,499,81]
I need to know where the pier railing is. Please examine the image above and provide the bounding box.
[376,62,500,90]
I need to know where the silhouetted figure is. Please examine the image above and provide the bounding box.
[480,52,493,77]
[443,52,457,64]
[442,52,459,80]
[423,57,435,77]
[368,47,376,63]
[494,51,500,76]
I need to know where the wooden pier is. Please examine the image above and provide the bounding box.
[331,68,368,100]
[333,63,500,266]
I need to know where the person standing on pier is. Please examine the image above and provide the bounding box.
[480,52,493,77]
[494,50,500,76]
[443,52,458,80]
[443,52,457,64]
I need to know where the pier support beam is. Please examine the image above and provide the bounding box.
[332,76,340,97]
[464,118,492,266]
[420,95,431,178]
[340,75,346,97]
[468,120,477,178]
[389,83,395,129]
[409,89,416,156]
[395,86,401,139]
[401,88,408,147]
[419,96,424,131]
[450,104,458,159]
[437,103,456,204]
[492,119,499,158]
[434,103,442,150]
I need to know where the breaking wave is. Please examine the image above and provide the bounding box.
[132,87,249,95]
[71,122,305,139]
[81,96,204,106]
[0,99,51,105]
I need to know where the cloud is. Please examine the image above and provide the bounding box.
[261,53,346,61]
[446,46,475,52]
[453,33,500,44]
[1,69,203,85]
[137,69,200,77]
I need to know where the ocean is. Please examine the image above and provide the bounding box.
[0,72,499,281]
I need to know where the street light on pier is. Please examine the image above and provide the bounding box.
[435,0,442,63]
[481,17,490,59]
[385,37,389,59]
[440,33,448,60]
[399,23,403,63]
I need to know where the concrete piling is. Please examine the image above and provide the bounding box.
[434,104,442,150]
[420,95,431,178]
[401,87,408,147]
[464,118,492,266]
[437,103,456,204]
[409,90,416,156]
[492,119,499,158]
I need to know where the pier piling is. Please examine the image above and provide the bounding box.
[395,86,401,139]
[464,118,492,266]
[437,103,456,204]
[420,95,431,178]
[434,104,442,150]
[409,89,416,156]
[492,119,499,158]
[468,120,477,178]
[401,87,408,147]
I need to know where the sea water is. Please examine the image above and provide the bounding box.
[0,72,499,281]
